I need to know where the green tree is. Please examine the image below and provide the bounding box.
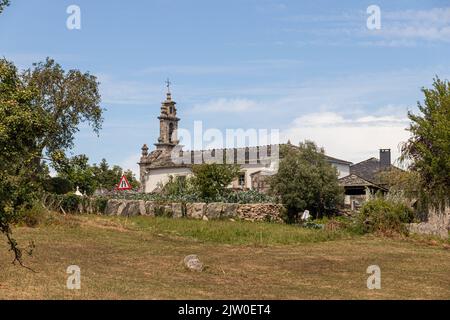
[0,0,10,14]
[53,154,98,195]
[91,159,140,190]
[43,177,74,195]
[190,163,240,200]
[22,57,103,159]
[92,159,122,190]
[0,59,49,266]
[1,57,104,264]
[400,77,450,208]
[53,156,141,194]
[269,141,343,221]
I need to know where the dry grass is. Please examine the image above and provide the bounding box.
[0,215,449,299]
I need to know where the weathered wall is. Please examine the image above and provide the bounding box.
[104,199,284,222]
[408,206,450,239]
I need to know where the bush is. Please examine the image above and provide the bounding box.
[19,202,48,227]
[60,192,82,213]
[356,197,414,235]
[302,220,323,229]
[190,163,240,200]
[94,196,108,214]
[161,176,191,197]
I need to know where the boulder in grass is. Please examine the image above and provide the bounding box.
[183,254,204,272]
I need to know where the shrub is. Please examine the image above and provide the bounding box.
[161,176,191,197]
[356,197,414,235]
[19,202,48,228]
[190,163,240,200]
[60,192,82,213]
[302,220,323,229]
[94,196,108,214]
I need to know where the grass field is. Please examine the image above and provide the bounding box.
[0,214,449,299]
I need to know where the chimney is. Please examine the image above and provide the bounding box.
[379,149,391,169]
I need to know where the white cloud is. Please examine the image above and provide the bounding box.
[120,153,141,177]
[97,74,162,105]
[142,65,238,76]
[191,98,259,113]
[283,111,411,165]
[384,8,450,24]
[140,59,303,76]
[358,39,418,47]
[282,7,450,46]
[363,7,450,43]
[2,53,82,70]
[377,26,450,42]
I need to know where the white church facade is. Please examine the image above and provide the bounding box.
[138,89,352,193]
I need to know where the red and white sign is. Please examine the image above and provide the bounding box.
[116,175,132,190]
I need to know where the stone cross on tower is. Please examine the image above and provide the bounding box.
[165,78,171,93]
[154,80,180,151]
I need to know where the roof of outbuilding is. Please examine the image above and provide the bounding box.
[348,157,402,185]
[338,173,388,190]
[339,173,376,187]
[350,157,382,182]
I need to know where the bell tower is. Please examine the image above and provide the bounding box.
[155,79,180,151]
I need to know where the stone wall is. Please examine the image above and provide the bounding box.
[104,199,284,222]
[408,206,450,239]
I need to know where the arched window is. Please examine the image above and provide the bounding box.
[169,123,174,143]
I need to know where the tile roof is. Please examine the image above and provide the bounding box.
[348,157,401,185]
[140,143,352,170]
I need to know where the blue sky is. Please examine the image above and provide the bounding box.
[1,0,449,174]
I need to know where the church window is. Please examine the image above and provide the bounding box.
[238,173,245,187]
[169,123,174,143]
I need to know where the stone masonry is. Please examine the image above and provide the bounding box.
[408,206,450,239]
[104,199,284,222]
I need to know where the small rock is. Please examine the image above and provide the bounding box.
[183,254,203,272]
[202,215,209,221]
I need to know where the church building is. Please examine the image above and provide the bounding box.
[139,86,352,193]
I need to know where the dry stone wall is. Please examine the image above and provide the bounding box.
[103,199,284,222]
[408,206,450,239]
